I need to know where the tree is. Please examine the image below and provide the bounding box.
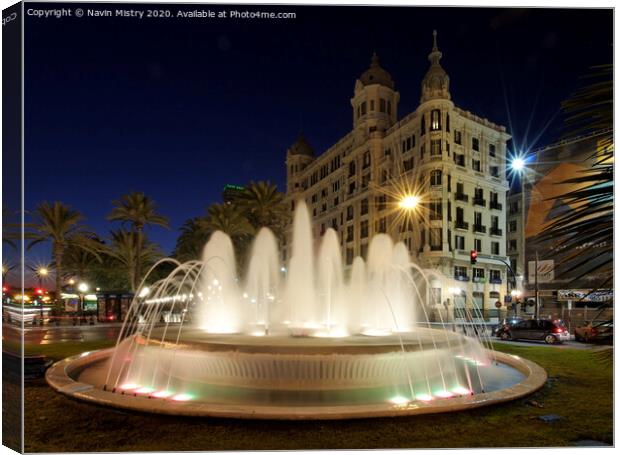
[202,203,255,267]
[236,181,290,239]
[105,229,162,291]
[108,192,169,289]
[26,202,101,310]
[539,64,613,288]
[173,217,211,262]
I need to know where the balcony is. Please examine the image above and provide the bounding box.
[473,198,486,207]
[490,227,503,236]
[454,275,470,282]
[489,277,502,284]
[473,224,486,233]
[455,220,469,230]
[455,192,469,203]
[490,201,503,210]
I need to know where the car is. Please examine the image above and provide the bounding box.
[575,320,613,344]
[497,318,570,344]
[492,318,523,337]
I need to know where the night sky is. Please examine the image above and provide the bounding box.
[14,3,614,275]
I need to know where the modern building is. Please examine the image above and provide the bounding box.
[284,32,511,321]
[506,129,613,316]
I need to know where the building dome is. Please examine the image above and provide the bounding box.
[288,132,315,157]
[359,53,395,89]
[421,30,451,103]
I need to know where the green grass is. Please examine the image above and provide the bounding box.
[21,341,613,451]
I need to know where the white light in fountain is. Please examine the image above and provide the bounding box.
[151,390,174,398]
[171,393,194,402]
[138,287,150,298]
[313,327,349,338]
[434,390,454,398]
[135,387,156,394]
[452,386,471,396]
[361,328,392,337]
[389,395,411,406]
[416,394,434,402]
[119,383,139,391]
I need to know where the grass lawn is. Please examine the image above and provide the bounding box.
[22,341,613,451]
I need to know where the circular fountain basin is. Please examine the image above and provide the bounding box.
[46,328,546,420]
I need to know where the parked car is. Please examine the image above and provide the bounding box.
[492,318,523,337]
[497,318,570,344]
[574,320,613,344]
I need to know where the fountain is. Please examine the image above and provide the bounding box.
[46,202,546,419]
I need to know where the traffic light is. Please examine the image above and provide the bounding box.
[470,250,478,265]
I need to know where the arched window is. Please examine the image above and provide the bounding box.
[430,169,442,186]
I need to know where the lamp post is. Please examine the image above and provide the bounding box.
[78,282,88,323]
[510,289,522,318]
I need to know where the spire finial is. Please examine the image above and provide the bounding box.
[428,29,442,64]
[370,51,379,68]
[432,30,438,50]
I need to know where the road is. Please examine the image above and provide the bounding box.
[2,323,125,345]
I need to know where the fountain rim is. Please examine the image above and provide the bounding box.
[46,347,547,420]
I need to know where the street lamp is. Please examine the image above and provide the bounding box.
[398,194,420,210]
[78,282,88,323]
[510,289,522,318]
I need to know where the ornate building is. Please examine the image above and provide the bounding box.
[285,32,511,320]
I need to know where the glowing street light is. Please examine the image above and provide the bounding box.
[398,194,420,210]
[78,282,89,293]
[510,157,526,172]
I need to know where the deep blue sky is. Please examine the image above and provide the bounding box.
[17,3,613,270]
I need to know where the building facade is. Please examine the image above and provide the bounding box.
[285,32,511,320]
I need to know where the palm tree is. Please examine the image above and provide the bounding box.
[108,192,169,289]
[26,202,101,310]
[106,229,162,291]
[236,181,289,238]
[539,64,613,288]
[202,203,255,267]
[173,217,210,262]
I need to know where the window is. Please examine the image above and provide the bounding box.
[362,151,371,169]
[346,205,353,221]
[509,201,519,214]
[490,166,499,177]
[431,139,442,156]
[430,228,442,250]
[381,169,389,184]
[492,241,500,255]
[473,268,485,279]
[429,201,442,220]
[403,157,414,171]
[472,159,481,172]
[454,130,462,144]
[454,153,465,166]
[431,109,441,131]
[490,270,501,282]
[370,100,375,111]
[509,239,517,251]
[376,217,387,233]
[489,144,496,157]
[380,98,386,112]
[348,182,356,195]
[361,173,370,189]
[455,235,465,250]
[361,101,367,115]
[332,180,340,192]
[360,220,369,238]
[420,143,425,158]
[430,169,442,186]
[360,243,368,259]
[474,188,484,203]
[509,220,518,232]
[387,100,392,115]
[475,238,482,252]
[361,198,369,215]
[474,212,482,226]
[348,160,356,177]
[332,218,338,229]
[456,207,464,222]
[333,196,339,206]
[421,114,426,135]
[454,266,467,278]
[472,137,479,151]
[384,148,391,157]
[347,225,354,242]
[491,215,499,229]
[446,113,450,132]
[346,248,354,265]
[376,195,387,211]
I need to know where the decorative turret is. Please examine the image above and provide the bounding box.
[286,131,315,193]
[420,30,451,103]
[351,53,400,130]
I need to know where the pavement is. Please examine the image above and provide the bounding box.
[490,338,595,350]
[2,322,125,345]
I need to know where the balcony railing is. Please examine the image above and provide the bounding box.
[473,198,486,207]
[455,193,469,202]
[490,201,503,210]
[454,275,470,282]
[455,221,469,230]
[489,277,502,284]
[473,224,487,233]
[490,227,503,236]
